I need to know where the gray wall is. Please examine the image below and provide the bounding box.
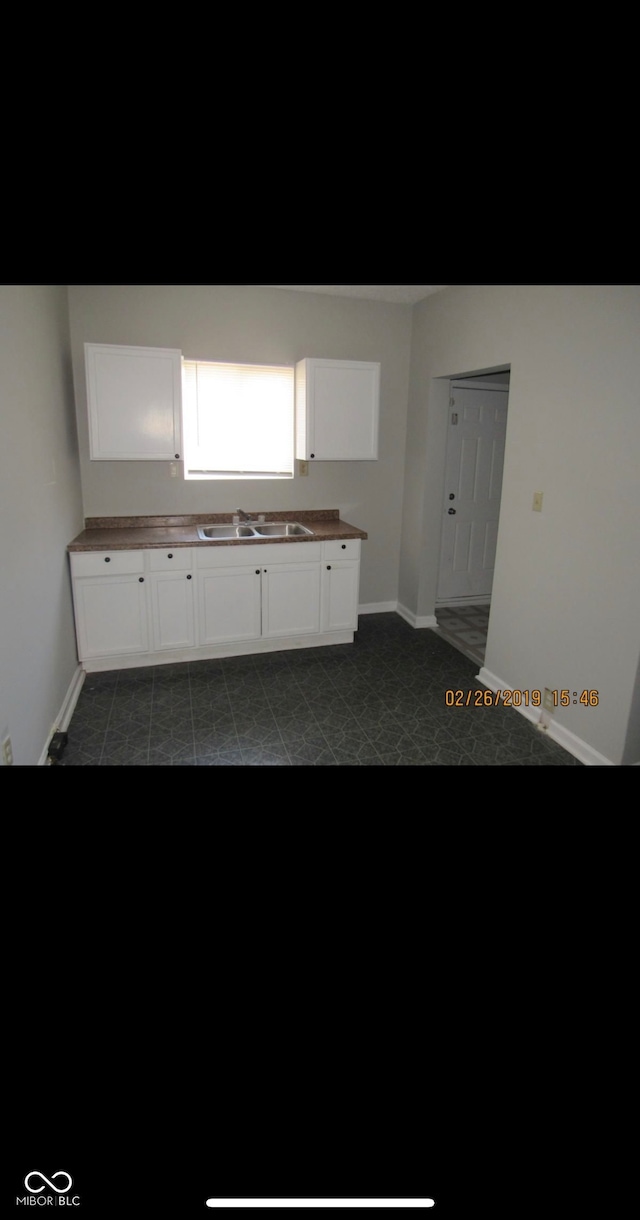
[67,285,413,610]
[0,285,83,765]
[401,284,640,766]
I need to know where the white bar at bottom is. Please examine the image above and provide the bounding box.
[205,1202,435,1209]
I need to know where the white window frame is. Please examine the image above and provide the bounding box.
[182,358,294,480]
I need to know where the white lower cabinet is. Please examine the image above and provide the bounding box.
[70,551,149,660]
[321,539,361,631]
[70,538,360,671]
[261,561,321,638]
[196,543,321,644]
[148,549,196,651]
[198,564,262,645]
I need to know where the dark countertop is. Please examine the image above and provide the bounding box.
[68,509,367,552]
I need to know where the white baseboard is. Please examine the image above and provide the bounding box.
[396,602,438,629]
[476,665,615,766]
[37,665,86,765]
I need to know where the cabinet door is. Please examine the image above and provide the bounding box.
[321,540,361,632]
[198,565,262,645]
[85,343,182,460]
[321,562,360,632]
[73,575,149,659]
[149,571,196,651]
[260,562,321,638]
[295,358,380,460]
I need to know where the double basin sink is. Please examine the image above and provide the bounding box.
[197,522,314,541]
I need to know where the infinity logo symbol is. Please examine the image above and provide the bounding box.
[25,1172,72,1194]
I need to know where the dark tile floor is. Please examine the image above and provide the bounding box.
[58,613,582,766]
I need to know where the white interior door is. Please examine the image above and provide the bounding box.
[437,380,508,604]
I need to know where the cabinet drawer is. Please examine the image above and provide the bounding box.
[322,539,361,561]
[70,550,145,577]
[148,548,193,571]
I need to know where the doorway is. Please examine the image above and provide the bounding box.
[434,372,510,662]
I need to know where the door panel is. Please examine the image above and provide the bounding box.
[437,383,508,602]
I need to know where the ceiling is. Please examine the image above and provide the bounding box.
[269,285,448,305]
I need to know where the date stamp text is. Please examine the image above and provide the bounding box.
[445,689,600,707]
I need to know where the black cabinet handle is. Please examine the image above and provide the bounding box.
[255,570,260,575]
[104,557,110,563]
[341,544,346,549]
[175,453,180,459]
[310,453,315,458]
[139,577,144,582]
[327,565,331,570]
[168,553,173,559]
[186,574,191,580]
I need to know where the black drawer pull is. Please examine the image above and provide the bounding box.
[104,557,110,563]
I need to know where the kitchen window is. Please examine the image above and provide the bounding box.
[182,359,294,479]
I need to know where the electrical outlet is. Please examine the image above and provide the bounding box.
[532,491,543,512]
[2,736,13,766]
[543,688,555,711]
[299,460,309,476]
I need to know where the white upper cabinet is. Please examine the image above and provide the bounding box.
[85,343,183,460]
[295,358,380,461]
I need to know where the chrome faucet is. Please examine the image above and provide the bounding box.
[236,507,254,523]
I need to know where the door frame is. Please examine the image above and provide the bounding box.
[436,374,510,608]
[410,363,512,632]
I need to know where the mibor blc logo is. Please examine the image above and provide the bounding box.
[16,1173,80,1207]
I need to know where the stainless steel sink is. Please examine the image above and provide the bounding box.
[197,525,257,540]
[253,523,314,537]
[197,521,314,541]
